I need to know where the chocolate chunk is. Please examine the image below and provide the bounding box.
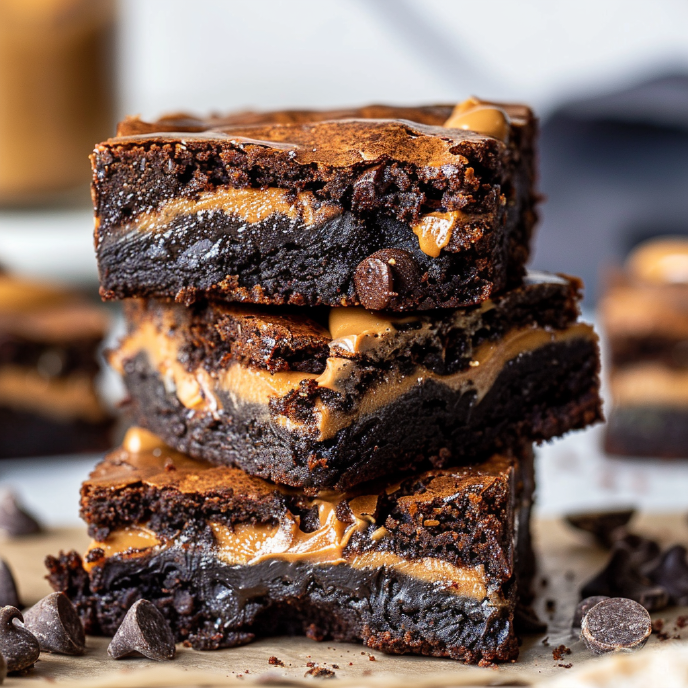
[0,491,42,538]
[22,592,85,655]
[0,606,41,672]
[571,596,609,630]
[107,599,175,660]
[646,545,688,605]
[581,545,668,611]
[0,560,19,609]
[565,508,635,547]
[615,533,661,569]
[354,249,420,310]
[581,597,651,654]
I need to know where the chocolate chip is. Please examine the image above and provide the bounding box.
[22,592,85,655]
[565,508,635,547]
[0,606,41,672]
[0,559,20,608]
[354,249,420,310]
[646,545,688,605]
[572,596,609,630]
[581,598,651,654]
[0,490,41,538]
[581,545,668,611]
[108,599,175,661]
[615,533,661,569]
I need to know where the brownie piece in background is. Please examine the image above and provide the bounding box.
[0,273,113,458]
[47,427,534,664]
[110,271,601,488]
[93,99,538,311]
[600,237,688,457]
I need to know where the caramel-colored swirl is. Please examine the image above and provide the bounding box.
[410,210,466,257]
[133,187,341,233]
[627,237,688,286]
[113,319,596,442]
[443,97,510,142]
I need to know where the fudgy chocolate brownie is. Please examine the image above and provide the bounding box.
[93,98,538,311]
[46,428,534,664]
[0,273,113,458]
[600,238,688,457]
[110,271,602,488]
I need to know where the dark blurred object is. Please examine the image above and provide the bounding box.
[0,271,114,458]
[534,74,688,303]
[600,237,688,458]
[0,0,117,206]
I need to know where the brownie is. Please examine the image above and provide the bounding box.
[93,98,538,311]
[600,238,688,457]
[46,428,534,664]
[0,273,113,458]
[110,271,602,488]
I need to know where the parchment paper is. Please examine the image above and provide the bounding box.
[1,515,687,687]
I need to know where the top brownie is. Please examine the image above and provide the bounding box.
[93,99,538,311]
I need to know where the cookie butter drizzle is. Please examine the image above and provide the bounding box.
[111,305,596,441]
[83,428,491,600]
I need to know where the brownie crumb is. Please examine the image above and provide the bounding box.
[552,645,571,661]
[677,616,688,628]
[368,655,376,661]
[558,663,573,669]
[268,656,284,666]
[541,636,550,646]
[306,661,315,667]
[652,619,665,634]
[304,666,336,679]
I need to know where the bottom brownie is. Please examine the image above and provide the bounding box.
[46,429,535,664]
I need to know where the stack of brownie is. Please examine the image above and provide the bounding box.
[47,99,602,664]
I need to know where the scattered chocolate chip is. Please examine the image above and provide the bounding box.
[22,592,85,655]
[572,596,609,630]
[304,665,336,679]
[0,559,19,608]
[0,606,41,672]
[581,597,651,655]
[268,656,284,666]
[0,490,42,538]
[581,545,668,611]
[646,545,688,605]
[107,599,175,661]
[565,508,635,547]
[354,249,420,310]
[552,645,571,661]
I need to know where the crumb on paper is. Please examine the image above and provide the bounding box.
[677,616,688,629]
[558,663,573,669]
[652,619,665,634]
[552,645,571,661]
[304,666,336,679]
[541,636,550,647]
[268,656,284,666]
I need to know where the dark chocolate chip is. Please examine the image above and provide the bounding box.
[646,545,688,605]
[565,508,635,548]
[581,597,651,654]
[0,491,42,538]
[354,249,420,310]
[572,596,609,631]
[0,606,41,673]
[615,533,661,570]
[22,592,85,655]
[108,599,175,661]
[0,559,19,609]
[581,545,668,611]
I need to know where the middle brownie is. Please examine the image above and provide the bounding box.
[112,271,602,489]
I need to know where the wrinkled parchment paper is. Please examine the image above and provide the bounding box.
[2,515,688,687]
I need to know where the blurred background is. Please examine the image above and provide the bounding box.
[1,0,688,526]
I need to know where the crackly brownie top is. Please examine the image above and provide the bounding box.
[121,270,581,375]
[81,427,519,581]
